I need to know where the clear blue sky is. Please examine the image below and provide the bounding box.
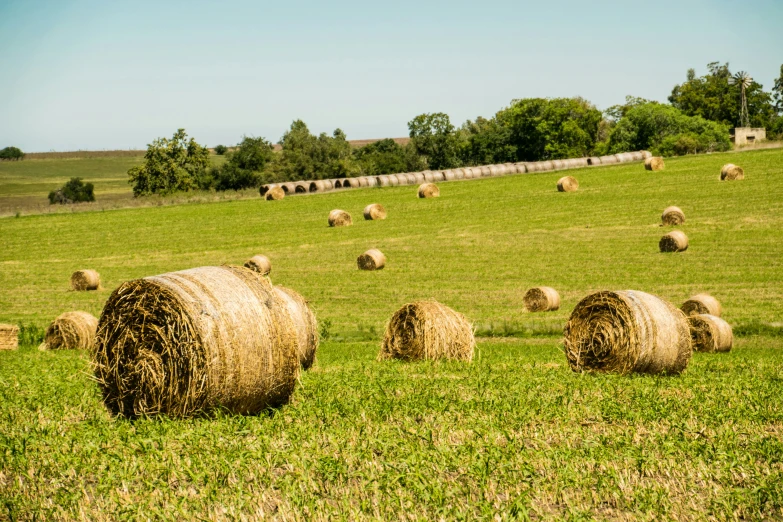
[1,0,781,152]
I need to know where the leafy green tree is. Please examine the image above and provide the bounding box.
[214,144,228,155]
[408,112,460,169]
[352,139,425,175]
[268,121,358,181]
[127,129,210,196]
[48,177,95,204]
[773,64,783,114]
[0,146,24,160]
[210,136,275,191]
[457,116,515,166]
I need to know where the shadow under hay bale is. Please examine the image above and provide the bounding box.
[645,157,665,171]
[661,206,685,226]
[357,249,386,271]
[379,300,474,362]
[524,287,560,312]
[42,311,98,350]
[563,290,691,375]
[0,324,18,350]
[557,176,579,192]
[681,294,722,317]
[328,209,352,227]
[71,270,101,291]
[688,314,733,353]
[418,183,440,198]
[721,164,744,181]
[363,204,387,221]
[659,230,689,252]
[274,286,318,370]
[92,265,300,418]
[265,187,285,200]
[244,255,272,276]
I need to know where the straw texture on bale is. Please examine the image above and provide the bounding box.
[587,157,602,166]
[265,186,285,200]
[452,168,466,179]
[0,324,18,351]
[418,183,440,198]
[615,152,634,163]
[557,176,579,192]
[280,182,297,194]
[363,203,387,221]
[538,161,554,172]
[563,290,691,374]
[721,164,744,181]
[565,158,588,169]
[294,183,308,193]
[71,269,101,291]
[328,209,352,227]
[659,230,689,253]
[92,265,300,418]
[42,311,98,350]
[274,286,318,369]
[309,180,333,193]
[552,160,566,171]
[244,255,272,275]
[379,300,475,362]
[598,155,619,165]
[357,177,369,188]
[378,176,391,187]
[681,294,722,317]
[443,169,456,181]
[688,314,733,353]
[523,287,561,312]
[479,166,491,177]
[357,249,386,271]
[661,206,685,226]
[343,178,359,189]
[645,157,665,171]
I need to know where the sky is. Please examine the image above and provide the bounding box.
[1,0,781,152]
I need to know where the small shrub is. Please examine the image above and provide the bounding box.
[0,146,24,160]
[48,177,95,204]
[18,323,45,346]
[214,145,228,155]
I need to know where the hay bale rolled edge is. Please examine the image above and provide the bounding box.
[721,164,744,181]
[418,183,440,198]
[274,285,319,369]
[688,314,733,353]
[42,311,98,350]
[265,186,285,200]
[659,230,689,252]
[523,287,561,312]
[0,324,19,350]
[363,203,387,220]
[661,206,685,226]
[244,255,272,275]
[357,249,386,270]
[587,157,602,166]
[328,209,353,227]
[645,157,665,171]
[71,270,101,291]
[557,176,579,192]
[681,294,722,317]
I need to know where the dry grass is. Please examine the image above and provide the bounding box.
[0,323,18,350]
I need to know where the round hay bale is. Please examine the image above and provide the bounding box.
[563,290,691,374]
[557,176,579,192]
[566,158,589,169]
[659,230,688,253]
[537,161,554,172]
[629,151,645,161]
[333,179,343,189]
[280,182,297,194]
[42,311,98,350]
[641,150,652,159]
[552,159,566,171]
[405,173,419,184]
[259,184,271,196]
[379,300,475,361]
[309,180,333,193]
[357,248,386,270]
[452,168,466,180]
[688,314,733,353]
[274,286,318,369]
[366,176,380,187]
[598,155,619,165]
[681,294,722,317]
[615,152,634,163]
[721,164,744,181]
[294,182,308,194]
[461,167,476,179]
[356,177,369,188]
[488,165,504,176]
[244,254,272,275]
[378,175,392,187]
[645,157,665,171]
[443,169,456,181]
[418,183,440,198]
[523,287,561,312]
[661,206,685,226]
[92,265,300,418]
[479,166,492,177]
[328,209,352,227]
[343,178,359,189]
[587,157,602,167]
[363,203,387,220]
[525,162,539,173]
[71,270,101,291]
[265,186,285,200]
[0,324,19,351]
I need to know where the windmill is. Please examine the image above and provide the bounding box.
[728,71,753,128]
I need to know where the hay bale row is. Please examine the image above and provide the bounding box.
[0,324,18,350]
[42,311,98,350]
[71,270,101,291]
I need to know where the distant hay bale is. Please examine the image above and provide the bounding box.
[274,286,318,369]
[343,178,359,189]
[259,184,272,196]
[379,300,475,361]
[280,182,297,194]
[418,183,440,198]
[366,176,380,187]
[71,270,101,291]
[309,180,333,193]
[645,157,665,171]
[688,314,733,353]
[661,206,685,226]
[681,294,722,317]
[523,287,561,312]
[363,203,387,220]
[598,155,619,165]
[537,161,554,172]
[265,186,285,200]
[504,163,521,174]
[328,209,352,227]
[378,176,392,187]
[641,151,652,159]
[390,174,407,186]
[563,290,691,374]
[357,249,386,270]
[721,164,744,181]
[42,311,98,350]
[587,157,602,166]
[443,169,455,181]
[566,158,589,169]
[244,254,272,275]
[552,159,566,170]
[294,182,308,194]
[629,151,645,161]
[333,179,343,189]
[409,173,423,184]
[525,163,539,173]
[615,152,634,163]
[479,166,492,177]
[659,230,689,252]
[0,324,18,351]
[557,176,579,192]
[489,165,505,176]
[452,168,466,180]
[92,265,300,418]
[357,177,370,188]
[462,167,476,179]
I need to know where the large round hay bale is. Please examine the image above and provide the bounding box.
[721,164,744,181]
[523,287,560,312]
[418,183,440,198]
[566,158,589,169]
[681,294,722,317]
[659,230,688,252]
[42,311,98,350]
[274,286,318,369]
[357,249,386,270]
[661,206,685,226]
[587,157,602,167]
[0,324,18,351]
[552,159,566,171]
[688,314,733,353]
[598,155,619,165]
[479,166,492,177]
[363,203,387,220]
[343,178,359,189]
[280,182,297,194]
[328,209,352,227]
[557,176,579,192]
[563,290,691,374]
[244,254,272,275]
[378,175,392,187]
[265,186,285,200]
[645,157,665,171]
[641,151,652,159]
[71,270,101,291]
[294,182,308,194]
[379,300,475,361]
[92,265,300,418]
[538,161,554,172]
[309,180,333,193]
[452,168,466,180]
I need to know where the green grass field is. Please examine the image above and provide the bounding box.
[1,148,782,519]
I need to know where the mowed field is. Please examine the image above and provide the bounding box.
[1,148,783,519]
